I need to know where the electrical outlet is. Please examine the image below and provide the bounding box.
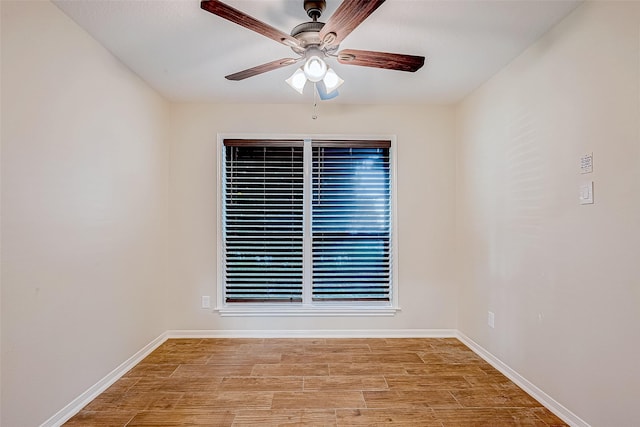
[201,296,211,309]
[488,311,495,329]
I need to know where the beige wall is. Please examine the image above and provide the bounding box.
[4,0,639,425]
[1,2,170,426]
[456,2,640,425]
[168,103,458,331]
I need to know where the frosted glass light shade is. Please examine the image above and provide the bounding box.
[322,68,344,93]
[316,81,339,100]
[286,68,307,94]
[303,56,327,82]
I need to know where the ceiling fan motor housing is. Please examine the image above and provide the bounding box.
[291,21,323,48]
[290,21,338,55]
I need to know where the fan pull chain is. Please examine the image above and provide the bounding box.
[312,84,318,120]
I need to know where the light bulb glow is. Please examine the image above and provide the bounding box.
[286,68,307,94]
[322,68,344,93]
[303,56,327,82]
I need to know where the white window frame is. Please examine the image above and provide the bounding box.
[215,134,399,316]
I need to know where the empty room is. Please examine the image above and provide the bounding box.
[1,0,639,426]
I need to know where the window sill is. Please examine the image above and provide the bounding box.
[214,305,400,317]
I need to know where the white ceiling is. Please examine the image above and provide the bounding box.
[53,0,581,105]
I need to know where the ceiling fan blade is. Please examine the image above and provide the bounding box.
[201,0,300,48]
[225,58,299,81]
[319,0,386,47]
[337,49,425,72]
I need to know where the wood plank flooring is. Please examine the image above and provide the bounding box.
[64,338,567,426]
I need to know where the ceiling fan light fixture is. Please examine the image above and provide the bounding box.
[303,55,327,82]
[316,81,339,101]
[286,68,307,94]
[322,68,344,93]
[202,0,427,100]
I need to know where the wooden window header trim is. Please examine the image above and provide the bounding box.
[223,139,391,149]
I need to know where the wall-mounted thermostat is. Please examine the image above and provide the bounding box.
[580,152,593,174]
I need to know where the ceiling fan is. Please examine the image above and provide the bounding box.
[200,0,425,98]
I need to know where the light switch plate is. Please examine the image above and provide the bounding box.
[488,311,495,328]
[579,181,594,204]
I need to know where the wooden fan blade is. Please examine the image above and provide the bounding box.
[225,58,299,81]
[201,0,300,48]
[319,0,385,47]
[337,49,425,72]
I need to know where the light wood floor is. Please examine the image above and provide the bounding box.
[64,338,567,426]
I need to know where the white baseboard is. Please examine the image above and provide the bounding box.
[39,332,168,427]
[41,329,588,427]
[166,329,457,339]
[456,332,590,427]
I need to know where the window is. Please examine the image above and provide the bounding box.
[219,137,396,314]
[311,141,391,302]
[223,140,304,303]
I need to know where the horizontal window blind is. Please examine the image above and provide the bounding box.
[311,141,392,301]
[223,141,304,302]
